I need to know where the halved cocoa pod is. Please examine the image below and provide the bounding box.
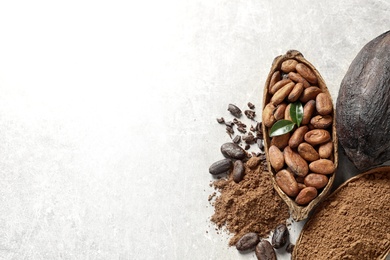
[262,50,338,221]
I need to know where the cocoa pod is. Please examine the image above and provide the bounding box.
[271,132,290,150]
[288,125,309,148]
[275,169,299,197]
[269,145,284,171]
[301,100,316,125]
[270,82,295,105]
[236,232,260,252]
[318,141,333,159]
[304,173,328,189]
[296,63,318,84]
[263,103,276,127]
[304,129,331,146]
[298,142,320,162]
[284,146,309,177]
[300,86,322,103]
[310,115,332,129]
[281,59,298,73]
[336,30,390,171]
[274,103,287,121]
[295,187,318,205]
[316,93,333,115]
[309,159,335,175]
[270,79,292,94]
[209,159,232,175]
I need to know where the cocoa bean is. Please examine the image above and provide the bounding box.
[319,141,333,159]
[270,132,290,150]
[228,104,242,118]
[263,103,276,127]
[316,93,333,115]
[275,169,299,197]
[269,71,281,90]
[255,240,276,260]
[295,186,318,205]
[271,224,289,249]
[232,160,245,183]
[304,173,328,189]
[270,79,292,94]
[288,125,309,148]
[296,63,318,84]
[270,82,295,105]
[310,115,333,129]
[297,142,320,162]
[284,103,292,121]
[301,100,316,125]
[281,59,298,73]
[269,145,284,171]
[288,71,310,88]
[304,129,331,146]
[236,232,260,252]
[300,86,322,103]
[221,142,246,159]
[209,159,232,175]
[309,159,335,175]
[284,146,309,177]
[273,103,287,121]
[287,82,304,102]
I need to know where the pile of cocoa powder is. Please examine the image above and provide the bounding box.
[294,170,390,259]
[210,156,290,246]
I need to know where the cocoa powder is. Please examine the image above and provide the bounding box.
[294,170,390,259]
[210,156,290,246]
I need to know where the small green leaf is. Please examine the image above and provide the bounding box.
[290,101,303,127]
[269,120,296,137]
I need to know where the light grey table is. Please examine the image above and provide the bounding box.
[0,0,389,259]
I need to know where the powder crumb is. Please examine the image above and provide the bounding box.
[295,171,390,259]
[210,156,290,246]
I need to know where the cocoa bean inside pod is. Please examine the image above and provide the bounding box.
[288,71,310,88]
[269,145,285,171]
[281,59,298,73]
[287,82,304,102]
[296,63,318,84]
[284,146,309,177]
[298,142,320,162]
[270,82,295,105]
[304,129,331,146]
[301,100,316,125]
[263,103,277,128]
[318,141,333,159]
[284,103,292,121]
[299,86,322,103]
[309,159,335,175]
[273,103,287,121]
[270,132,290,150]
[310,115,333,129]
[288,125,309,148]
[275,169,299,197]
[316,93,333,115]
[304,173,328,189]
[269,71,281,89]
[270,79,292,95]
[295,186,318,205]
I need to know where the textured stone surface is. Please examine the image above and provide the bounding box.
[0,0,389,259]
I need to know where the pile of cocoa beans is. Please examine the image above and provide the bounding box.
[263,59,335,206]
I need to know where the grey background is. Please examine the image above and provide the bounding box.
[0,0,389,259]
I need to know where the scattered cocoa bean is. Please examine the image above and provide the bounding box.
[271,224,289,249]
[232,160,245,183]
[255,240,276,260]
[228,104,242,118]
[235,232,260,252]
[221,142,246,159]
[209,159,233,175]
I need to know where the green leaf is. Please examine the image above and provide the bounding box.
[290,101,303,127]
[269,120,296,137]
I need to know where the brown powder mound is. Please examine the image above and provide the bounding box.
[210,156,290,246]
[294,170,390,260]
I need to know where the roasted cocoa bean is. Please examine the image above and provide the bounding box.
[296,63,318,84]
[263,103,277,127]
[298,142,320,162]
[288,125,309,148]
[275,169,299,197]
[270,79,292,94]
[270,82,295,105]
[270,132,290,150]
[271,224,289,249]
[209,158,232,175]
[300,86,322,103]
[281,59,298,73]
[232,160,245,183]
[309,159,335,175]
[284,146,309,177]
[236,232,260,252]
[316,93,333,115]
[310,115,333,129]
[295,186,318,205]
[221,142,246,159]
[287,82,304,102]
[273,103,287,121]
[319,141,333,159]
[269,145,284,171]
[304,129,331,146]
[255,240,276,260]
[304,173,328,189]
[228,104,242,117]
[301,100,316,125]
